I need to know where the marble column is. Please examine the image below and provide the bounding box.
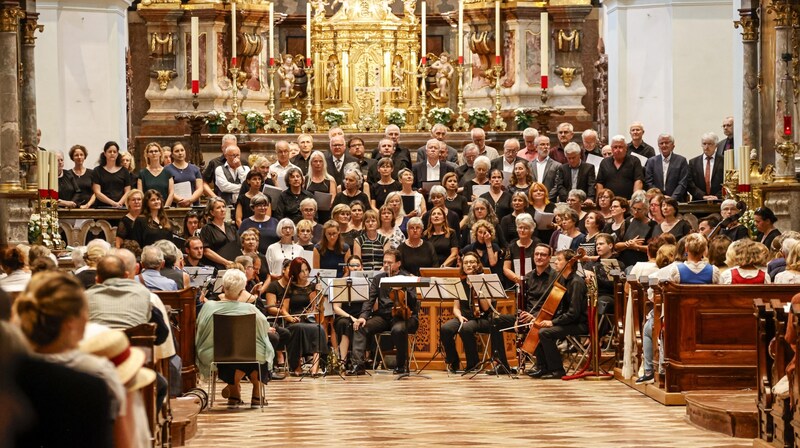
[0,4,24,193]
[20,8,43,191]
[770,0,796,181]
[734,6,759,149]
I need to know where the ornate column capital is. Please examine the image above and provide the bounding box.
[766,0,793,28]
[734,9,759,42]
[0,6,24,33]
[22,14,43,45]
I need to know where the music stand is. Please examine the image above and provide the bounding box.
[379,276,430,380]
[185,266,214,289]
[466,273,516,378]
[329,277,371,378]
[416,277,465,377]
[294,269,338,382]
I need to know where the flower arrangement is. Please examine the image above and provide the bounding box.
[205,110,227,127]
[428,107,454,125]
[244,110,266,130]
[28,212,61,249]
[514,107,535,129]
[279,108,302,127]
[321,108,346,127]
[385,108,407,127]
[739,209,758,239]
[467,107,491,129]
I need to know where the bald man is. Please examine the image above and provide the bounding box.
[412,138,455,189]
[416,124,458,163]
[627,122,656,158]
[203,134,248,198]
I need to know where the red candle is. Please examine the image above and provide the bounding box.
[458,56,464,65]
[231,57,237,67]
[269,57,275,67]
[191,80,199,94]
[541,75,548,89]
[495,55,501,65]
[422,56,427,65]
[306,58,312,67]
[784,115,792,136]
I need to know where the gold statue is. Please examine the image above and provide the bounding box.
[326,59,340,100]
[428,52,454,104]
[278,54,301,99]
[391,55,407,100]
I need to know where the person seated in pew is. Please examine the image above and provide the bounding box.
[775,240,800,284]
[332,255,366,369]
[707,235,732,271]
[152,239,191,289]
[196,269,274,406]
[440,252,494,373]
[768,232,800,279]
[528,249,588,380]
[490,243,555,375]
[137,245,178,292]
[720,239,771,284]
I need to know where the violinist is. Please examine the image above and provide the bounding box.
[333,255,365,368]
[719,199,750,242]
[439,252,492,373]
[490,244,555,375]
[347,248,418,375]
[278,257,328,377]
[528,249,588,380]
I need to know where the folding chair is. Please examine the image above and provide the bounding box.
[373,331,419,370]
[563,334,590,374]
[207,314,267,410]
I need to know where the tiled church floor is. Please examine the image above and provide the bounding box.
[185,371,751,447]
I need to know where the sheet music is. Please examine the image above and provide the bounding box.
[174,181,193,199]
[261,184,283,206]
[310,269,337,290]
[585,153,603,175]
[314,191,333,211]
[534,212,555,230]
[419,277,464,301]
[472,184,490,198]
[512,258,532,276]
[556,233,573,251]
[466,274,506,299]
[379,275,419,286]
[328,277,370,303]
[629,152,648,166]
[184,266,215,289]
[502,171,512,188]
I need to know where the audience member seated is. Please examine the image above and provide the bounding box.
[0,246,31,295]
[196,269,274,407]
[720,239,771,284]
[152,239,190,289]
[137,245,178,291]
[74,240,110,290]
[775,240,800,284]
[707,235,733,270]
[754,206,781,248]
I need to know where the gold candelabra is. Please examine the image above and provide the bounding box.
[775,134,798,183]
[490,64,506,131]
[264,64,281,133]
[37,198,63,250]
[452,62,468,132]
[227,66,242,132]
[416,61,432,131]
[301,65,317,133]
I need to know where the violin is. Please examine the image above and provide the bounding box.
[519,248,585,356]
[471,288,482,318]
[708,200,746,239]
[390,288,412,320]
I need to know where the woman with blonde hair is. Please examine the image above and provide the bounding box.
[460,219,501,275]
[398,168,425,218]
[115,189,144,248]
[775,240,800,284]
[460,197,500,247]
[137,142,174,207]
[528,182,556,244]
[720,239,771,284]
[295,219,316,250]
[306,150,337,223]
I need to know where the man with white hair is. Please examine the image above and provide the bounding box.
[644,134,689,201]
[267,140,298,190]
[471,128,499,160]
[416,124,458,163]
[581,129,602,158]
[326,134,356,185]
[529,135,562,195]
[214,145,250,205]
[203,134,247,198]
[627,122,655,158]
[328,126,345,140]
[456,143,480,186]
[688,132,724,200]
[596,135,644,199]
[138,245,178,291]
[518,127,540,162]
[371,125,412,169]
[551,122,573,164]
[412,138,455,189]
[491,138,525,172]
[553,142,596,202]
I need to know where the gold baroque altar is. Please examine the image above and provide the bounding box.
[307,0,421,130]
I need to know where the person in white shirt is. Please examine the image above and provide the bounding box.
[268,141,298,190]
[471,127,499,160]
[214,145,250,205]
[719,239,771,284]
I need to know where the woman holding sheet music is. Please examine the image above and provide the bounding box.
[165,142,203,207]
[306,151,336,223]
[313,220,352,278]
[398,168,425,218]
[548,208,586,251]
[439,252,494,373]
[462,156,491,204]
[235,170,264,227]
[279,257,328,377]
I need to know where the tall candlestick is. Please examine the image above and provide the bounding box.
[191,17,199,94]
[724,146,734,172]
[458,0,463,64]
[495,0,501,64]
[51,152,58,195]
[421,1,426,64]
[231,1,237,66]
[38,150,45,198]
[268,3,274,65]
[306,3,312,66]
[541,12,548,89]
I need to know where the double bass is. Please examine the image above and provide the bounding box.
[519,248,585,356]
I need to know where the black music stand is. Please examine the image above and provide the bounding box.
[466,273,516,379]
[416,277,464,377]
[297,270,335,382]
[329,277,371,378]
[379,276,430,380]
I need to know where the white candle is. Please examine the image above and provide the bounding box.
[268,3,274,64]
[495,0,500,64]
[540,12,548,88]
[51,152,58,194]
[421,1,426,63]
[191,17,199,93]
[458,0,464,63]
[231,1,237,64]
[306,3,312,66]
[724,146,734,172]
[38,150,45,196]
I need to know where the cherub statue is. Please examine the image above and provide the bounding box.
[428,52,454,103]
[403,0,417,24]
[326,59,340,99]
[311,0,329,22]
[277,54,300,99]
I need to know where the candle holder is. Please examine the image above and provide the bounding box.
[35,197,63,250]
[452,62,469,132]
[722,169,740,200]
[264,64,281,133]
[416,60,432,132]
[775,134,798,183]
[175,96,207,167]
[227,66,242,133]
[490,64,506,131]
[528,87,565,135]
[301,65,317,133]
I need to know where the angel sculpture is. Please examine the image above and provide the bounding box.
[427,52,454,103]
[277,54,301,99]
[326,60,340,100]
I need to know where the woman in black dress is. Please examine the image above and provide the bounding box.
[508,160,533,196]
[480,169,512,220]
[58,145,95,208]
[305,151,336,223]
[332,255,365,366]
[199,197,239,269]
[423,206,459,267]
[333,167,370,209]
[398,217,437,276]
[275,167,314,223]
[238,193,279,253]
[182,210,202,239]
[754,206,781,249]
[442,172,468,222]
[498,191,530,247]
[91,141,130,208]
[371,157,401,210]
[528,182,557,244]
[131,189,176,248]
[651,197,692,242]
[235,170,264,227]
[114,189,144,248]
[462,156,491,205]
[332,203,360,249]
[279,257,328,377]
[120,150,138,188]
[460,198,500,248]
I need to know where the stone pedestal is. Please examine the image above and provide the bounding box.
[761,183,800,234]
[0,193,35,246]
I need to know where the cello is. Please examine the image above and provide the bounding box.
[519,248,585,356]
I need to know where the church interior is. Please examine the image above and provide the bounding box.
[3,0,800,447]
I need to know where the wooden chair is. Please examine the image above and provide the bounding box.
[124,323,159,448]
[154,287,197,393]
[208,313,267,411]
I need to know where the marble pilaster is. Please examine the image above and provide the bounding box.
[0,4,24,192]
[20,8,43,191]
[769,0,796,181]
[735,6,759,149]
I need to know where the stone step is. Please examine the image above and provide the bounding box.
[684,391,758,439]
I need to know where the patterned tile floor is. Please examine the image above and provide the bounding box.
[186,371,752,448]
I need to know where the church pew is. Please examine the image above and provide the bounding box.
[660,283,797,395]
[768,299,794,448]
[755,299,777,445]
[155,287,198,393]
[124,323,159,448]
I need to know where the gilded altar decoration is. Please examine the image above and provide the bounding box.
[22,18,44,45]
[150,32,175,56]
[734,14,759,42]
[428,52,455,105]
[325,58,341,100]
[554,66,580,88]
[556,29,580,52]
[153,69,177,90]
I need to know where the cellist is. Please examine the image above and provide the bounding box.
[528,249,588,379]
[347,248,419,375]
[489,243,555,375]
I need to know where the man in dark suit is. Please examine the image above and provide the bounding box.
[491,138,525,172]
[716,116,734,156]
[416,124,459,164]
[549,122,573,164]
[627,122,656,158]
[412,138,455,189]
[456,144,479,186]
[326,135,357,186]
[688,132,725,200]
[529,135,562,200]
[644,134,690,201]
[371,124,412,169]
[553,142,596,203]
